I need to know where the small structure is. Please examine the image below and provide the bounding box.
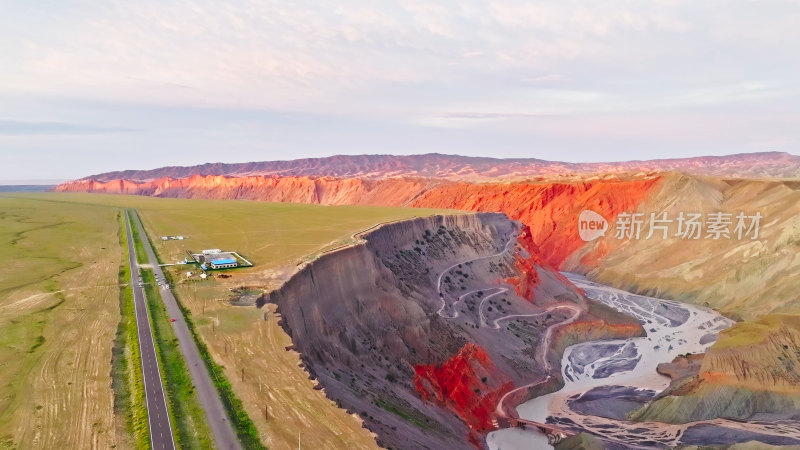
[200,273,207,279]
[209,257,238,269]
[190,249,252,270]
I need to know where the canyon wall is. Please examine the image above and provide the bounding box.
[265,213,642,449]
[570,174,800,319]
[56,174,439,206]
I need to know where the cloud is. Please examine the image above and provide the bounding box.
[0,1,799,178]
[439,111,554,119]
[0,120,137,135]
[2,0,798,113]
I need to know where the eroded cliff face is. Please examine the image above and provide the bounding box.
[408,177,662,268]
[265,213,642,449]
[700,315,800,393]
[574,173,800,319]
[56,174,439,206]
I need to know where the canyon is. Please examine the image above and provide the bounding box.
[56,152,800,448]
[264,213,642,449]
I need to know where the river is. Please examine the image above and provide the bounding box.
[487,272,735,449]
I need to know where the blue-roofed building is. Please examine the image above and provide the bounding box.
[209,257,237,269]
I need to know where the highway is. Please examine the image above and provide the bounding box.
[130,210,242,450]
[124,212,176,450]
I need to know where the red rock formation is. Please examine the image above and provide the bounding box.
[414,343,513,434]
[502,226,542,301]
[409,177,662,268]
[56,174,440,206]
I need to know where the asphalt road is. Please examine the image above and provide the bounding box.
[125,213,176,450]
[131,210,242,450]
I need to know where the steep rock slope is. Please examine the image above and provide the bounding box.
[407,177,661,268]
[571,174,800,319]
[265,213,642,449]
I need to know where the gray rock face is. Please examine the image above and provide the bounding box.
[266,213,591,449]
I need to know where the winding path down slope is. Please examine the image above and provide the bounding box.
[433,231,581,441]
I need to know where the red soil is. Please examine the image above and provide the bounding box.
[414,343,513,434]
[504,253,540,301]
[409,178,662,268]
[502,226,542,301]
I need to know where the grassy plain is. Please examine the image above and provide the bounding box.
[112,212,149,449]
[0,195,121,449]
[2,192,452,449]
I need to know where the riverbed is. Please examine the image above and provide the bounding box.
[487,273,734,449]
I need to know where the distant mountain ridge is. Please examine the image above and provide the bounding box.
[81,151,800,182]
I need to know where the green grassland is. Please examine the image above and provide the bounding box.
[112,212,149,449]
[16,192,452,267]
[1,192,453,449]
[0,195,123,448]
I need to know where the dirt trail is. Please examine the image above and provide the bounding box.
[432,231,585,432]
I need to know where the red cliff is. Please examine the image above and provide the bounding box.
[408,178,661,268]
[414,343,513,434]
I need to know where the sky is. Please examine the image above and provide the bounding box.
[1,0,799,181]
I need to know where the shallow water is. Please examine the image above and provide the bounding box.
[488,272,734,449]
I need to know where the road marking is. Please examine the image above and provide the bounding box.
[125,211,176,450]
